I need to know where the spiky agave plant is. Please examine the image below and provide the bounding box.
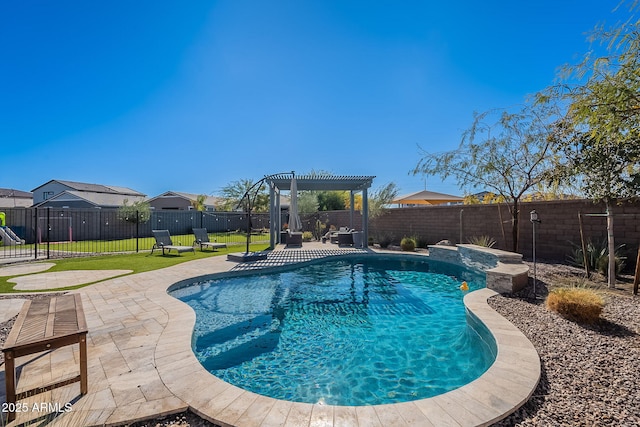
[467,235,497,248]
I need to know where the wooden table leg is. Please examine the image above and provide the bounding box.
[79,333,88,395]
[4,350,16,422]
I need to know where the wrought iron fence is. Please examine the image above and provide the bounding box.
[0,207,273,260]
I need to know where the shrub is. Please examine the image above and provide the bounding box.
[567,239,626,276]
[302,231,313,242]
[596,253,626,276]
[413,235,428,248]
[313,220,326,241]
[400,237,416,252]
[375,233,394,248]
[467,235,496,248]
[118,199,151,224]
[545,287,604,324]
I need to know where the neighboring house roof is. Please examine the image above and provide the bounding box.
[103,185,145,196]
[279,194,290,209]
[147,191,291,211]
[146,191,223,208]
[392,190,464,206]
[169,191,223,207]
[31,179,144,197]
[0,188,33,199]
[0,188,33,208]
[30,179,147,208]
[34,190,146,208]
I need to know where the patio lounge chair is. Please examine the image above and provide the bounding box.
[193,228,227,251]
[151,230,195,255]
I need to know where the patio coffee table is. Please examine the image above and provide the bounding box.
[2,294,88,422]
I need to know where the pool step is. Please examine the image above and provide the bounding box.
[196,315,282,371]
[286,299,434,318]
[195,314,275,348]
[200,329,280,371]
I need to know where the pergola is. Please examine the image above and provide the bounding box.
[265,174,375,248]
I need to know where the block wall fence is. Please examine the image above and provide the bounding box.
[3,200,638,263]
[316,199,640,261]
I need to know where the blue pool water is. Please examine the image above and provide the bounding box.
[170,255,496,406]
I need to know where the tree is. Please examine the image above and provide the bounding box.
[296,191,319,214]
[413,103,558,252]
[368,182,399,219]
[552,7,640,139]
[548,122,640,288]
[343,192,362,211]
[463,194,481,204]
[118,199,151,224]
[544,10,640,287]
[191,194,207,211]
[219,179,269,212]
[317,191,346,211]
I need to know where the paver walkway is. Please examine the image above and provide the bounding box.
[0,244,540,426]
[0,299,29,323]
[9,270,132,291]
[0,262,55,277]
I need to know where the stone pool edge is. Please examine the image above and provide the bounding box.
[156,251,540,427]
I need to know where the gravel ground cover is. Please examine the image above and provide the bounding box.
[1,262,638,426]
[0,293,65,366]
[490,261,640,427]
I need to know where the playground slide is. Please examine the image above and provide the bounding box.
[0,226,24,245]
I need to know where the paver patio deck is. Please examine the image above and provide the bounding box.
[0,243,540,426]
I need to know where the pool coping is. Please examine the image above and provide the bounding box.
[158,249,540,427]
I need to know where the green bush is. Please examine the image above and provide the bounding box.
[400,237,416,252]
[414,235,428,248]
[302,231,313,242]
[567,239,626,276]
[375,233,394,248]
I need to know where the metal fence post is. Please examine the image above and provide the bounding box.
[33,207,38,260]
[136,210,140,253]
[46,207,51,259]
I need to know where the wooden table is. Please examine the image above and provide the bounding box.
[2,294,88,422]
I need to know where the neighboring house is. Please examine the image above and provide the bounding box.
[147,191,222,211]
[392,190,464,207]
[31,179,146,208]
[0,188,33,208]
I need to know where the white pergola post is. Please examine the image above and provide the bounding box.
[362,188,369,248]
[269,184,277,247]
[349,191,355,229]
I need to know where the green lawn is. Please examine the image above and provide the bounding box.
[4,231,269,254]
[0,242,270,294]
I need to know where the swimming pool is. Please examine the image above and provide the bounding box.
[170,255,497,406]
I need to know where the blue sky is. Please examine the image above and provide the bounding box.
[1,1,628,199]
